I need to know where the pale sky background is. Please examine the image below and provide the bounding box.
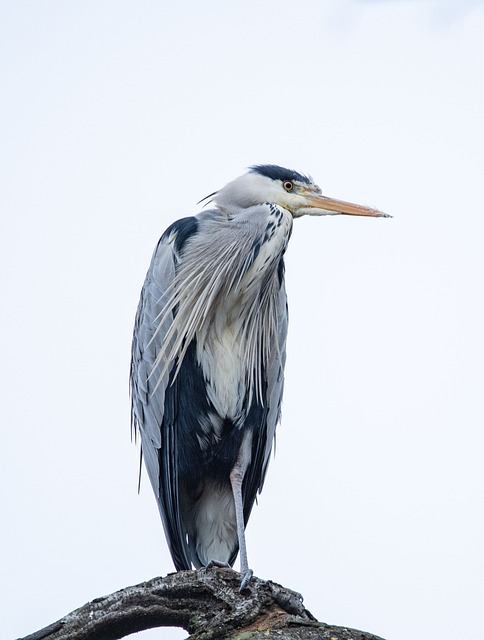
[1,1,483,639]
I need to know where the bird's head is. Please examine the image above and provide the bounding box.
[210,164,390,218]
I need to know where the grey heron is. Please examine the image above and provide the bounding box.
[130,164,389,589]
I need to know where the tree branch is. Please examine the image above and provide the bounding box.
[18,568,386,640]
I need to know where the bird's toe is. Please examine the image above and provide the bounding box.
[239,568,253,592]
[205,559,231,569]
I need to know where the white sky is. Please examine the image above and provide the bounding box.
[1,1,483,639]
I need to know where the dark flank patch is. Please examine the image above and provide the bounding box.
[161,340,254,488]
[162,340,213,490]
[250,164,311,185]
[162,335,270,487]
[161,216,199,254]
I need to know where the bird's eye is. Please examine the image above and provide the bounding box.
[283,181,294,192]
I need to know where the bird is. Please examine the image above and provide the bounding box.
[130,164,389,589]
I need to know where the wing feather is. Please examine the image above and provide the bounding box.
[130,217,198,569]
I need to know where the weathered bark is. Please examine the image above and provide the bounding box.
[18,568,386,640]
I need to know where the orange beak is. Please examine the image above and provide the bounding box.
[297,193,390,218]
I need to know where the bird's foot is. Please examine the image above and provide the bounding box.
[239,568,253,592]
[205,559,231,569]
[203,560,253,591]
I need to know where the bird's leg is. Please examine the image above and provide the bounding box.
[229,459,253,591]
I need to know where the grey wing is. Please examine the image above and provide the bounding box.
[130,217,198,570]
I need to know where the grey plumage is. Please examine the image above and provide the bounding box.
[130,165,388,582]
